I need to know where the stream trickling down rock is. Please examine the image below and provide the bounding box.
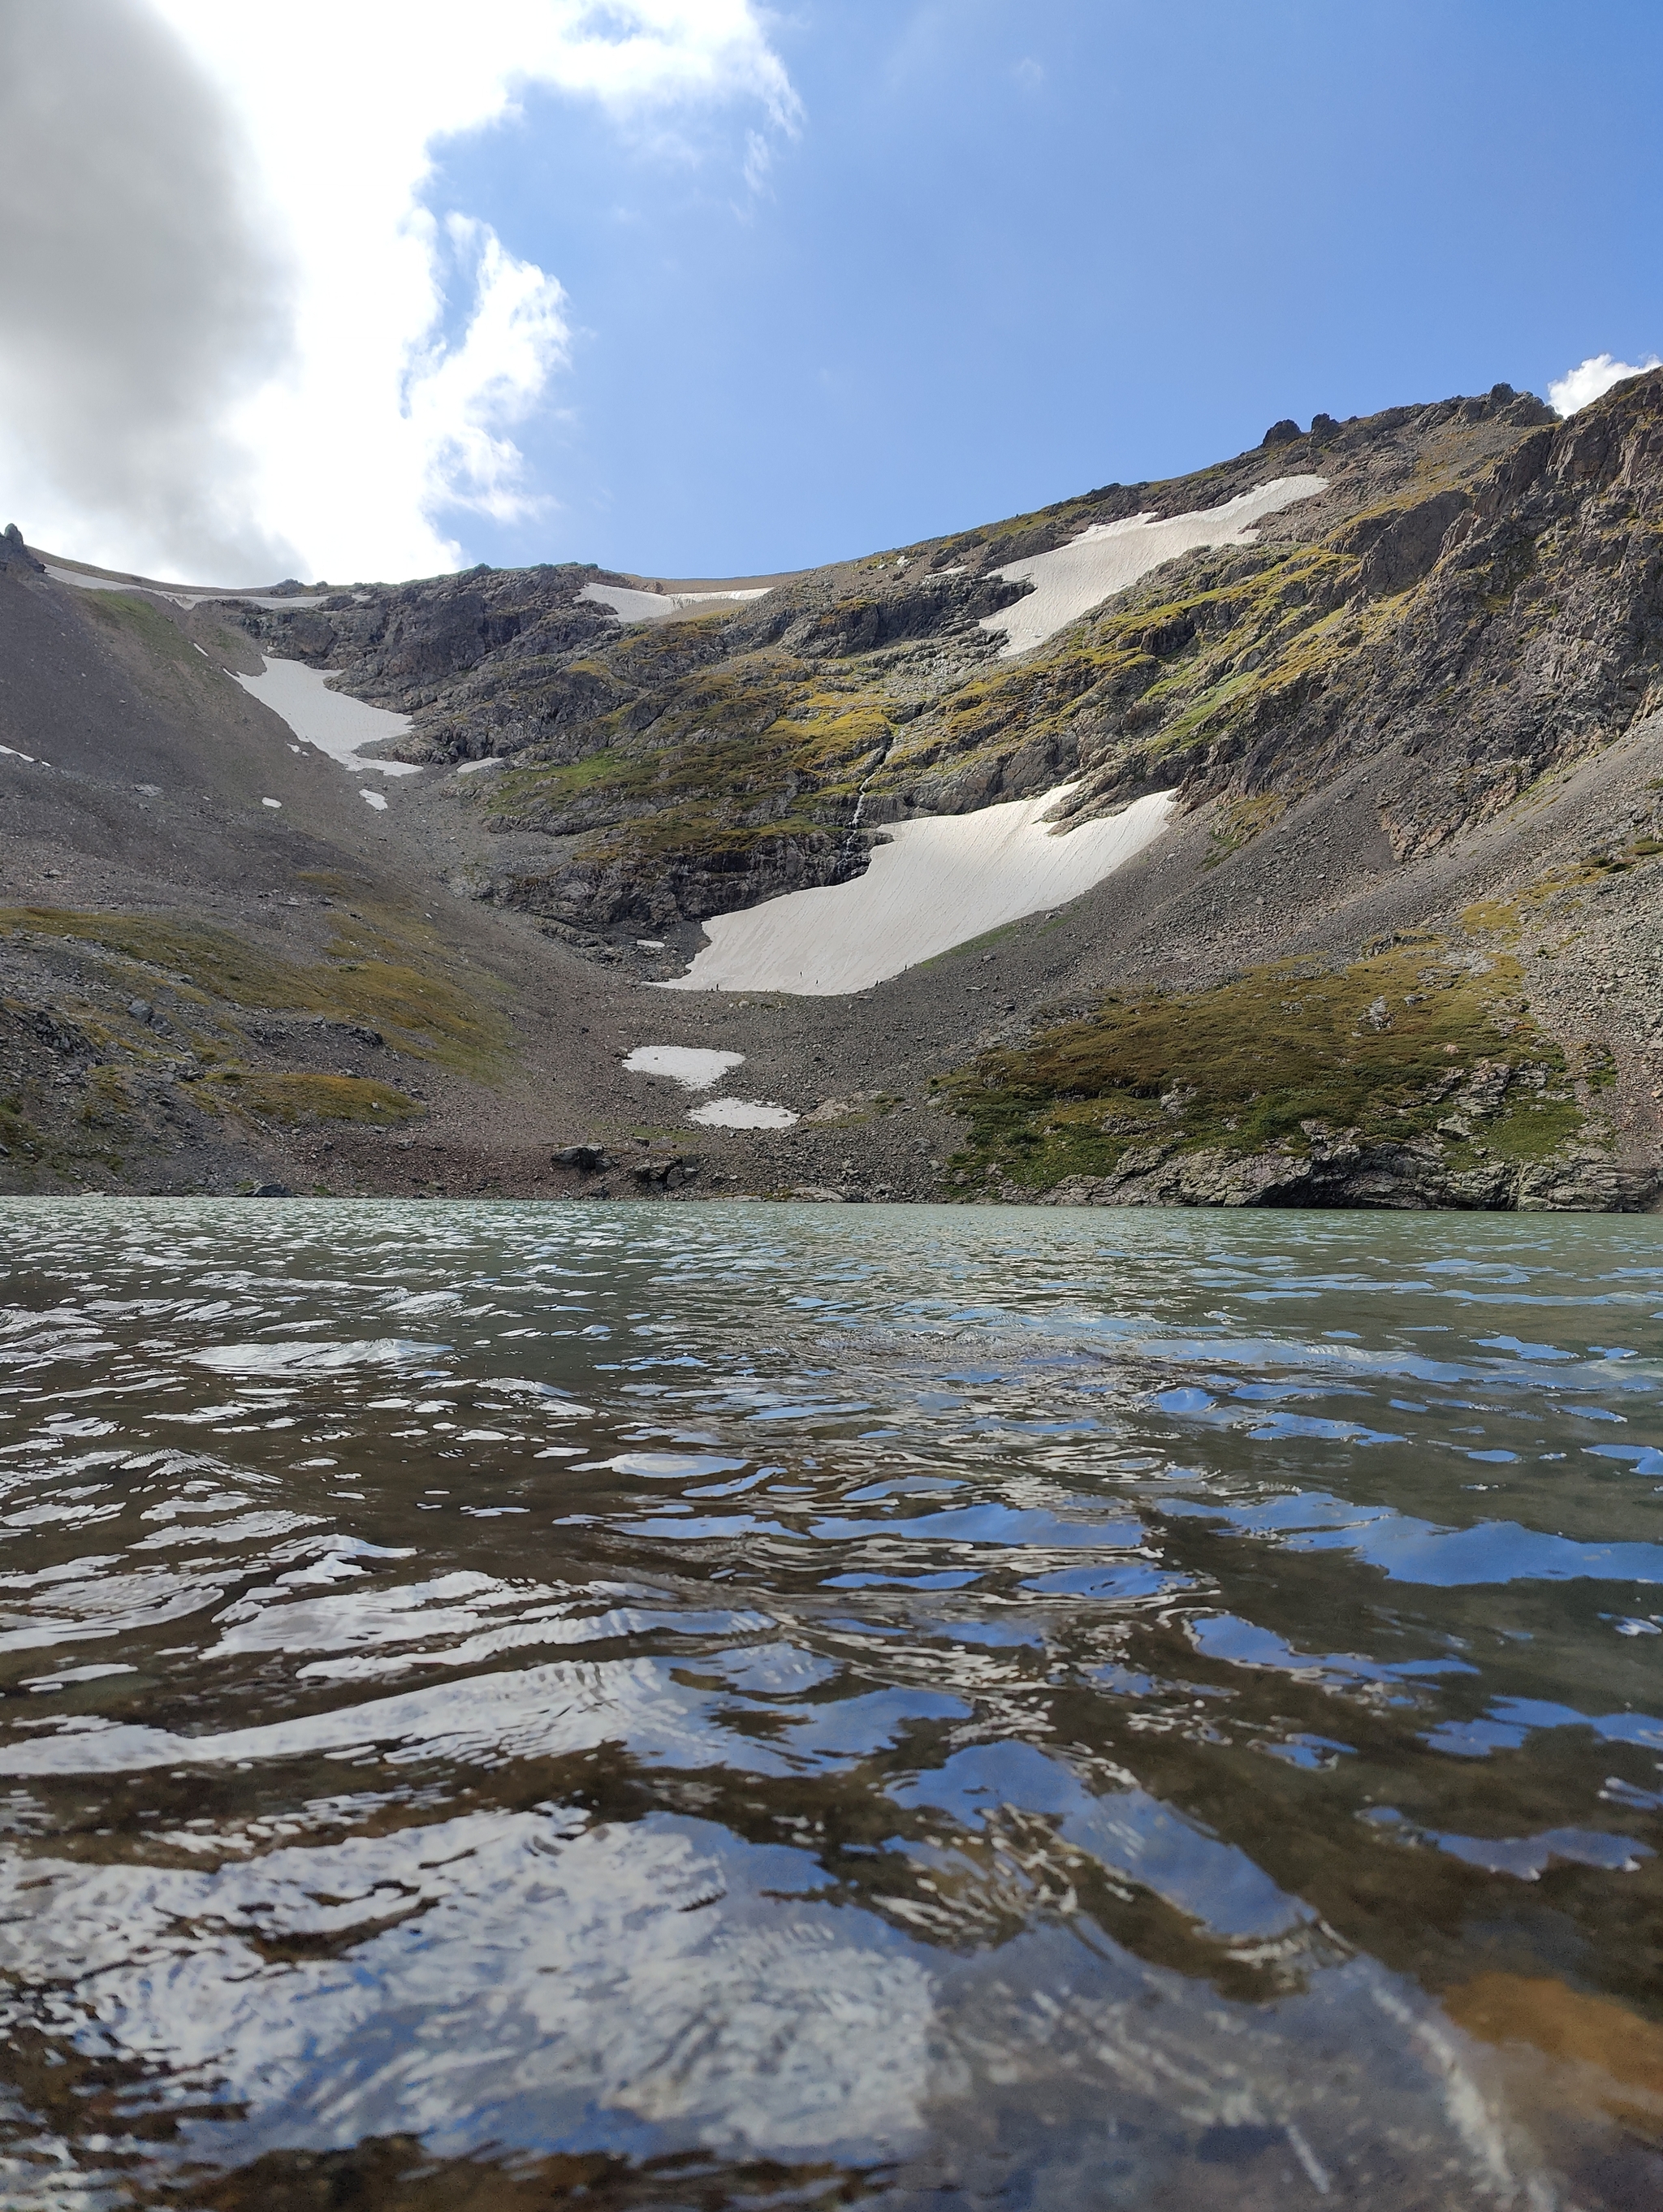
[0,1200,1659,2208]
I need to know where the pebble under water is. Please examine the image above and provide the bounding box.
[0,1199,1659,2210]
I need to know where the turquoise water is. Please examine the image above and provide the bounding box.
[0,1200,1659,2208]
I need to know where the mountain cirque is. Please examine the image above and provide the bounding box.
[2,372,1662,1210]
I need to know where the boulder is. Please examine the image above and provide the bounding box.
[553,1143,612,1172]
[2,523,42,572]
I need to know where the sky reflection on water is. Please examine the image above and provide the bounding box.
[0,1199,1660,2208]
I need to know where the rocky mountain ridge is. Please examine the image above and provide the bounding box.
[227,381,1573,943]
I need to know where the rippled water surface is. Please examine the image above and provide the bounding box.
[0,1199,1660,2209]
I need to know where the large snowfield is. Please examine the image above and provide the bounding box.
[659,784,1175,996]
[982,475,1328,655]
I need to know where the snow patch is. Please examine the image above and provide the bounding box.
[25,1663,136,1690]
[691,1098,798,1130]
[47,566,329,612]
[983,475,1328,656]
[456,757,502,774]
[261,797,282,809]
[361,788,388,811]
[661,784,1174,996]
[624,1047,744,1091]
[233,657,421,777]
[581,583,771,625]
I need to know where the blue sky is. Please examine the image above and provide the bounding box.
[428,0,1663,577]
[6,2,1658,583]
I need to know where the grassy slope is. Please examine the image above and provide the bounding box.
[0,881,513,1182]
[937,936,1596,1194]
[930,788,1663,1203]
[0,893,503,1076]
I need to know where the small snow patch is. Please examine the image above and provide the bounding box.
[361,788,388,811]
[234,657,421,778]
[581,583,771,624]
[691,1098,798,1130]
[624,1046,743,1091]
[456,757,501,775]
[0,744,37,763]
[25,1663,136,1691]
[261,797,282,809]
[47,565,330,611]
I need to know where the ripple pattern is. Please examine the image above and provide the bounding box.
[0,1199,1659,2206]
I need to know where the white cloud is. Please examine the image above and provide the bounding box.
[1548,352,1661,417]
[5,2,798,584]
[158,0,801,582]
[408,218,574,529]
[0,2,301,581]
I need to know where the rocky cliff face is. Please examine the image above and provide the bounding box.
[225,381,1583,943]
[931,374,1663,867]
[232,563,623,728]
